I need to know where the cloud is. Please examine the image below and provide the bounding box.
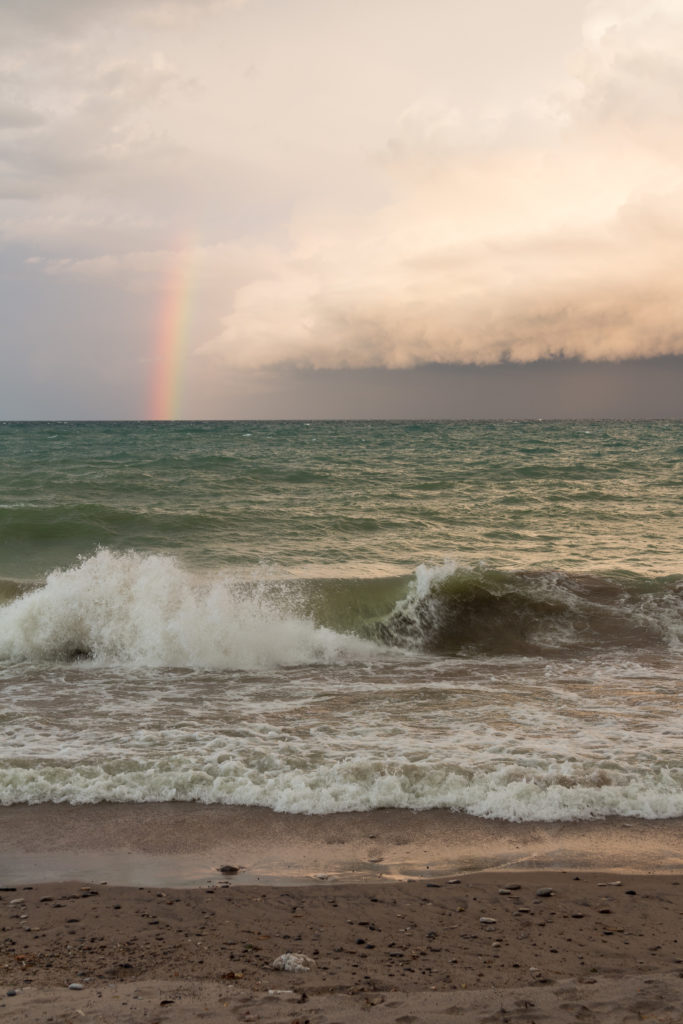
[4,0,683,391]
[41,240,280,294]
[202,0,683,370]
[0,100,44,129]
[0,0,243,37]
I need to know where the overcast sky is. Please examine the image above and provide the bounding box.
[1,0,682,418]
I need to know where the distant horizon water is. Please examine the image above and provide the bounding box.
[2,416,680,422]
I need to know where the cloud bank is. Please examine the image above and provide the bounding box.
[200,0,683,370]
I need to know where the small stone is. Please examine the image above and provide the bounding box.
[505,883,522,890]
[219,865,240,874]
[498,888,512,895]
[535,887,554,897]
[68,983,84,990]
[272,953,316,972]
[479,917,497,924]
[6,990,17,997]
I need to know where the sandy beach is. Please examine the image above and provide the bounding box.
[1,806,682,1022]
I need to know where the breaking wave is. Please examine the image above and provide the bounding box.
[0,550,680,668]
[2,758,682,820]
[0,550,379,670]
[376,562,683,655]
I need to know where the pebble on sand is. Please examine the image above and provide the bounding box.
[272,953,316,972]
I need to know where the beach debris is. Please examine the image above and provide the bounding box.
[272,953,316,972]
[219,864,240,874]
[535,887,554,897]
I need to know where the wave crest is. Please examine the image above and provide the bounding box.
[1,552,680,667]
[375,562,682,655]
[0,550,378,669]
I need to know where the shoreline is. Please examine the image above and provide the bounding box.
[1,804,681,886]
[1,805,682,1021]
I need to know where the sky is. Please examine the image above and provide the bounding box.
[1,0,682,419]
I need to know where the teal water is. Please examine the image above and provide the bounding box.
[1,420,680,579]
[0,420,681,819]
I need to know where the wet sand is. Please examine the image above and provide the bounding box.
[1,803,682,885]
[1,805,682,1022]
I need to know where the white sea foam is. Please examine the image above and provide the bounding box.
[1,645,681,820]
[1,757,682,821]
[1,550,681,821]
[0,549,379,669]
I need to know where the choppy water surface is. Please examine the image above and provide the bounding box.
[0,420,681,820]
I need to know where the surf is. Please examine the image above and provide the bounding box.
[0,550,680,669]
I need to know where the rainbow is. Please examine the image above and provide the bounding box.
[148,243,197,420]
